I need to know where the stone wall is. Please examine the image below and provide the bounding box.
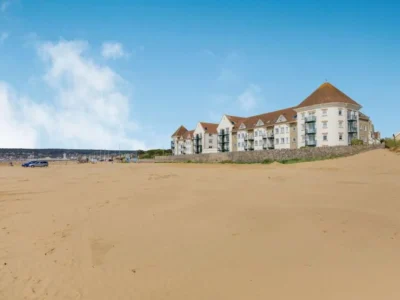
[155,144,384,163]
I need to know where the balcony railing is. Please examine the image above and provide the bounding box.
[248,134,254,140]
[263,144,267,149]
[305,140,317,147]
[305,116,316,123]
[348,114,357,121]
[348,126,358,133]
[305,127,316,134]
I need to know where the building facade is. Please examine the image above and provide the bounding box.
[217,115,245,152]
[193,122,218,154]
[171,82,379,154]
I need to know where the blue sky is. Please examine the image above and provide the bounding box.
[0,0,399,149]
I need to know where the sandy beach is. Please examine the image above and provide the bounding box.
[1,149,400,300]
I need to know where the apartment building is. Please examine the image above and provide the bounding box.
[183,130,194,154]
[171,82,379,154]
[358,113,377,145]
[217,115,246,152]
[295,82,366,147]
[235,107,297,151]
[171,125,187,155]
[193,122,218,154]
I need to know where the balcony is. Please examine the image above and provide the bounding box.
[263,144,267,149]
[247,134,254,141]
[305,127,316,134]
[248,146,254,151]
[348,126,358,133]
[218,131,229,137]
[348,114,357,121]
[305,116,316,123]
[305,140,317,147]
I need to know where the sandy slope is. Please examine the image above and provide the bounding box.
[0,149,400,300]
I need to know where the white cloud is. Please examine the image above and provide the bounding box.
[0,32,8,43]
[0,39,146,150]
[237,84,262,112]
[101,42,126,59]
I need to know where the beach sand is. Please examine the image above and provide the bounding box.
[1,149,400,299]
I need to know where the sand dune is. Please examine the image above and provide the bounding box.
[1,149,400,299]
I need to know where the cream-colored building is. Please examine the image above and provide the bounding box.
[193,122,218,154]
[216,115,245,152]
[171,83,379,154]
[235,107,297,151]
[295,83,365,147]
[395,133,400,141]
[171,125,187,155]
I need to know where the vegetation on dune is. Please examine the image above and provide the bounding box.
[137,149,172,159]
[384,138,400,152]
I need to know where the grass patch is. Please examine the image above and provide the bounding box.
[261,159,274,164]
[384,138,399,151]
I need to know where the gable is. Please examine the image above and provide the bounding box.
[194,122,205,135]
[239,123,246,129]
[256,119,264,127]
[276,115,287,123]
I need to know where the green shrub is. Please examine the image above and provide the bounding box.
[351,139,363,145]
[384,138,398,149]
[220,160,234,164]
[261,159,274,164]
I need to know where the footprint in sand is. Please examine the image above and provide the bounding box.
[90,238,114,266]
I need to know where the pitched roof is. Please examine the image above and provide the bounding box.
[225,115,246,131]
[171,125,188,138]
[226,115,246,125]
[297,82,361,108]
[359,112,370,121]
[199,122,218,134]
[184,130,194,139]
[234,107,297,131]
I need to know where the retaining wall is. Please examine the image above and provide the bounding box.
[155,144,384,163]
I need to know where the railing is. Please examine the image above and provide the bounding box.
[267,132,274,138]
[305,127,316,134]
[248,146,254,151]
[306,140,317,146]
[305,116,316,122]
[348,126,358,133]
[348,114,357,121]
[263,144,267,149]
[305,140,317,146]
[247,134,254,140]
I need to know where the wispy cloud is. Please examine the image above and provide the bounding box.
[0,32,9,44]
[101,42,127,60]
[202,49,216,57]
[0,0,14,12]
[0,39,146,149]
[217,68,239,83]
[237,84,262,112]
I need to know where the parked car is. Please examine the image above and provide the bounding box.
[22,161,49,168]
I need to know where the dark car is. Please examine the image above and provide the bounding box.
[22,161,49,168]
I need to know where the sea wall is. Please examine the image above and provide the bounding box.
[155,144,384,163]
